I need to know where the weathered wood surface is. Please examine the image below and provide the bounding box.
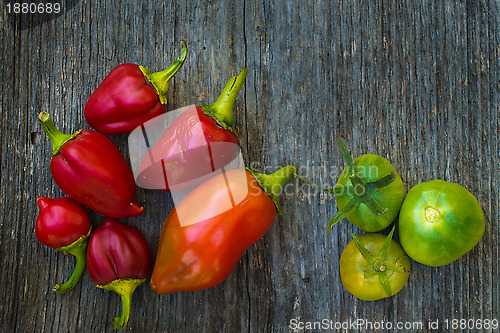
[1,0,499,332]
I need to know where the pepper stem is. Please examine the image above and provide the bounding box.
[140,40,188,105]
[349,226,408,297]
[38,112,80,155]
[293,173,336,195]
[53,228,91,294]
[201,67,248,134]
[98,278,145,330]
[246,164,296,215]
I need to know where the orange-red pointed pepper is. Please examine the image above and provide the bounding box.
[150,165,296,294]
[38,112,143,218]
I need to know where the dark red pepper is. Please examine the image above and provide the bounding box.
[38,112,143,218]
[84,41,188,135]
[136,68,247,191]
[86,219,153,329]
[35,196,91,293]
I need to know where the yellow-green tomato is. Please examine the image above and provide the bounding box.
[340,232,411,301]
[398,180,485,266]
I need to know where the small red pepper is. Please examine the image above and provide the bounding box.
[38,112,143,218]
[150,165,296,294]
[35,196,91,293]
[86,219,153,329]
[136,68,247,191]
[84,41,188,135]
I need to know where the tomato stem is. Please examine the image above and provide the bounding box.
[326,199,357,234]
[337,138,392,217]
[349,226,405,297]
[350,231,375,262]
[325,211,346,234]
[294,173,342,195]
[338,137,358,178]
[338,138,370,190]
[294,139,398,234]
[140,40,188,105]
[379,226,396,258]
[378,272,392,297]
[294,172,355,234]
[365,172,396,192]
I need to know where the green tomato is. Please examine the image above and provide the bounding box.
[340,227,411,301]
[294,139,405,233]
[398,180,485,266]
[335,154,405,232]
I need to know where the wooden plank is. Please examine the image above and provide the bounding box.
[0,0,498,331]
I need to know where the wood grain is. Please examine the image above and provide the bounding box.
[0,0,498,332]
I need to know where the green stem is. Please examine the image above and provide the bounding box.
[361,194,389,216]
[365,172,395,192]
[349,232,375,262]
[325,210,346,235]
[378,272,392,297]
[294,172,351,234]
[293,140,398,234]
[98,278,145,330]
[201,67,248,134]
[53,228,91,294]
[349,226,404,297]
[338,137,368,188]
[338,137,358,178]
[38,112,80,155]
[246,164,296,215]
[140,40,188,105]
[378,226,396,258]
[384,261,410,273]
[294,173,336,195]
[338,138,390,216]
[326,197,360,234]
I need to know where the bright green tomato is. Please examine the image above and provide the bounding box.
[294,139,405,234]
[334,153,406,232]
[340,229,411,301]
[398,180,485,267]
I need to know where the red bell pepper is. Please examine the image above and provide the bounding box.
[150,165,296,294]
[38,112,143,218]
[84,41,188,135]
[35,196,91,293]
[136,68,247,191]
[86,219,153,329]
